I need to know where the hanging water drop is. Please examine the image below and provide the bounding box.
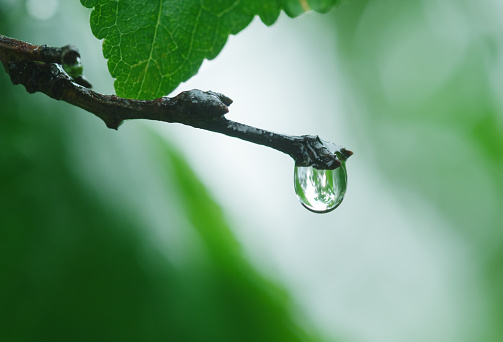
[294,162,347,213]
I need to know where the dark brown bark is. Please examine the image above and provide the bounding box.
[0,34,352,169]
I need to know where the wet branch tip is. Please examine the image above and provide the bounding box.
[0,34,352,169]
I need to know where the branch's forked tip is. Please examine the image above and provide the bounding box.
[340,148,354,159]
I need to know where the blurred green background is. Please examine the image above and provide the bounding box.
[1,0,503,341]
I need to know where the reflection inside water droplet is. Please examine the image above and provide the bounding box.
[294,162,347,213]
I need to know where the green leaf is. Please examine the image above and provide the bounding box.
[80,0,339,100]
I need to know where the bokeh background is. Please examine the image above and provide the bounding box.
[1,0,503,341]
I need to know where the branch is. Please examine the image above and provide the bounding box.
[0,35,352,169]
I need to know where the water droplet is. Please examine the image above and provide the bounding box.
[294,162,347,213]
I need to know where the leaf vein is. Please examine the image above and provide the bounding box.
[136,0,164,99]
